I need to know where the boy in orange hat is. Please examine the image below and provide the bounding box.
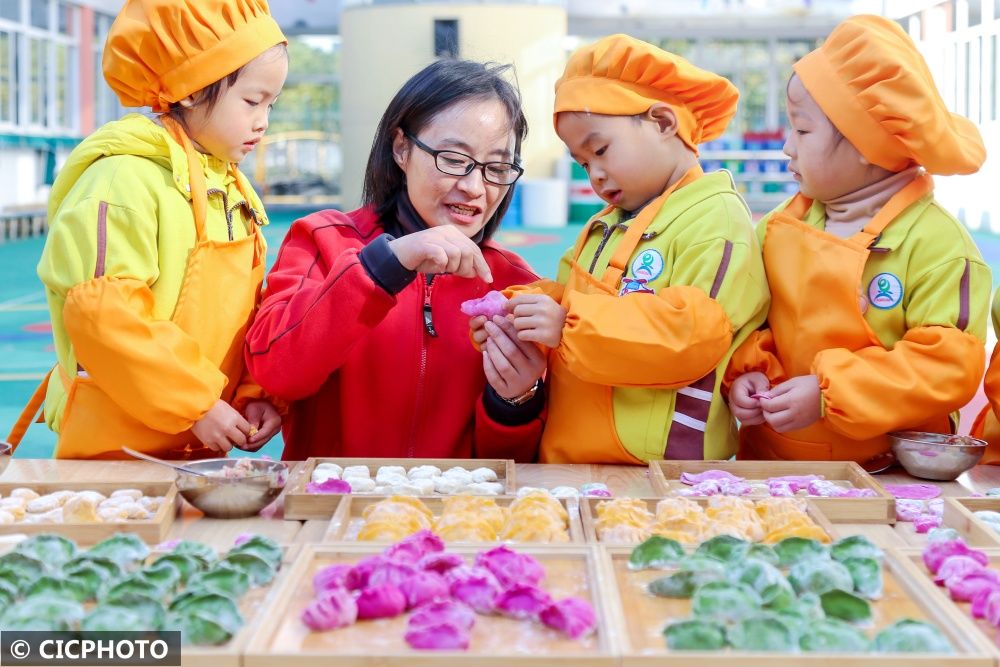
[472,34,769,464]
[726,14,990,464]
[8,0,288,458]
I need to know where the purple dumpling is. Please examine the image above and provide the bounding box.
[368,558,418,589]
[356,584,407,620]
[384,530,445,563]
[935,555,985,586]
[409,600,477,632]
[495,584,553,620]
[404,621,470,650]
[400,571,451,609]
[313,563,353,594]
[539,597,597,640]
[301,587,358,631]
[474,546,545,589]
[923,539,989,575]
[345,555,384,591]
[306,478,352,494]
[947,569,1000,602]
[447,566,501,614]
[418,551,465,575]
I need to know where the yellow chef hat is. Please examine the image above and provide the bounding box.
[793,14,985,175]
[554,34,739,152]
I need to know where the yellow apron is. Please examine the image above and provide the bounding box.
[739,173,950,462]
[7,118,265,459]
[542,167,703,464]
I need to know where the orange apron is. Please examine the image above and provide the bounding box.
[7,118,265,459]
[739,173,949,462]
[541,167,703,464]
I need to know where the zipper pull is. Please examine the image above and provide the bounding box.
[423,276,438,337]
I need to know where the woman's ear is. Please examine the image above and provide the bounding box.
[391,128,410,170]
[177,95,197,109]
[645,103,679,139]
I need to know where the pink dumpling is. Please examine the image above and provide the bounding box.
[896,499,926,522]
[884,483,941,500]
[923,539,989,574]
[936,555,985,585]
[985,589,1000,627]
[306,478,352,494]
[384,529,445,563]
[972,585,1000,618]
[356,584,407,620]
[404,621,471,650]
[400,571,451,609]
[460,290,509,318]
[419,551,466,575]
[474,546,545,589]
[495,584,553,620]
[313,564,353,594]
[409,600,477,632]
[914,513,943,533]
[679,470,744,486]
[767,474,823,493]
[345,555,384,591]
[539,597,597,640]
[301,587,358,631]
[368,559,418,589]
[447,566,501,614]
[947,570,1000,602]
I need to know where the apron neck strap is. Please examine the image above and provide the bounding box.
[854,172,934,246]
[602,164,703,288]
[161,116,209,243]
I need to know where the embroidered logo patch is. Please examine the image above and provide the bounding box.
[630,249,664,282]
[619,277,656,297]
[867,272,904,310]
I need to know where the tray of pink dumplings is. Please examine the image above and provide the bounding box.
[0,481,177,543]
[243,533,616,666]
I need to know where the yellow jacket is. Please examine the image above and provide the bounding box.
[511,170,770,463]
[37,114,269,452]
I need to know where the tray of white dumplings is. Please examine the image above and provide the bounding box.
[284,458,515,520]
[0,481,177,543]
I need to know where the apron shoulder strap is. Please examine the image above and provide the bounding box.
[6,368,55,451]
[853,172,934,248]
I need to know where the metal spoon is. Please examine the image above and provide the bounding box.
[121,447,210,477]
[861,451,896,474]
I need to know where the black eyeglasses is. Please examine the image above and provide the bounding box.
[405,132,523,186]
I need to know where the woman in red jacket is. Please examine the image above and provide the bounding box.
[245,60,545,461]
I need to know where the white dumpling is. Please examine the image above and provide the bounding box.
[465,481,504,496]
[0,510,14,524]
[342,466,371,479]
[110,489,144,501]
[376,465,406,478]
[313,463,343,480]
[470,467,498,483]
[375,471,408,486]
[433,477,461,495]
[345,477,376,493]
[372,485,390,495]
[26,494,64,514]
[407,465,441,480]
[443,467,473,485]
[516,486,548,497]
[410,478,435,495]
[389,482,423,495]
[549,486,580,499]
[9,488,39,501]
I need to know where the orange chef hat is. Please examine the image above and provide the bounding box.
[103,0,286,112]
[794,14,985,175]
[554,34,739,152]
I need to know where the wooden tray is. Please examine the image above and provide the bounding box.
[579,496,836,544]
[649,460,894,523]
[600,544,994,666]
[834,497,1000,550]
[899,547,1000,661]
[0,481,177,544]
[284,458,516,520]
[323,494,584,544]
[244,543,618,667]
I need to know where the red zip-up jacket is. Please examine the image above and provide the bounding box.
[244,206,543,461]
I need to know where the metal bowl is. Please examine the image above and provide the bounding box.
[0,442,11,478]
[174,458,288,519]
[889,431,986,481]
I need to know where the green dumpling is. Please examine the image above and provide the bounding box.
[24,574,92,603]
[0,552,47,589]
[0,578,17,608]
[727,615,796,652]
[83,600,166,632]
[88,533,149,568]
[629,536,684,570]
[773,592,825,634]
[663,619,727,650]
[830,535,883,563]
[138,561,183,594]
[0,595,84,631]
[100,573,164,604]
[170,541,217,568]
[166,593,244,646]
[873,619,952,654]
[16,534,77,568]
[151,554,204,585]
[842,557,883,599]
[691,581,762,622]
[730,558,784,593]
[695,535,751,564]
[220,552,277,586]
[800,618,871,652]
[226,536,282,570]
[186,563,251,599]
[774,537,828,567]
[63,555,122,581]
[746,543,780,566]
[648,557,728,598]
[62,561,110,600]
[819,589,872,623]
[788,557,854,595]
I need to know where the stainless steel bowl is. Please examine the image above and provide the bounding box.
[0,442,11,477]
[889,431,986,481]
[174,458,288,519]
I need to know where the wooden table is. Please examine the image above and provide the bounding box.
[3,458,998,550]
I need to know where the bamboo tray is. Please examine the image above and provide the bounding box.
[898,547,1000,661]
[322,494,584,544]
[0,480,178,544]
[284,457,516,520]
[579,496,836,544]
[649,460,894,523]
[600,544,995,666]
[936,498,1000,547]
[243,543,618,667]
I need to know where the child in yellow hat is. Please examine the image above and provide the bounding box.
[472,34,770,464]
[726,15,990,464]
[9,0,288,458]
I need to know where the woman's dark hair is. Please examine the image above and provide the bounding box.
[362,59,529,243]
[164,44,288,126]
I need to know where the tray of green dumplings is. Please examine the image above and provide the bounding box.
[0,532,287,667]
[597,533,995,666]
